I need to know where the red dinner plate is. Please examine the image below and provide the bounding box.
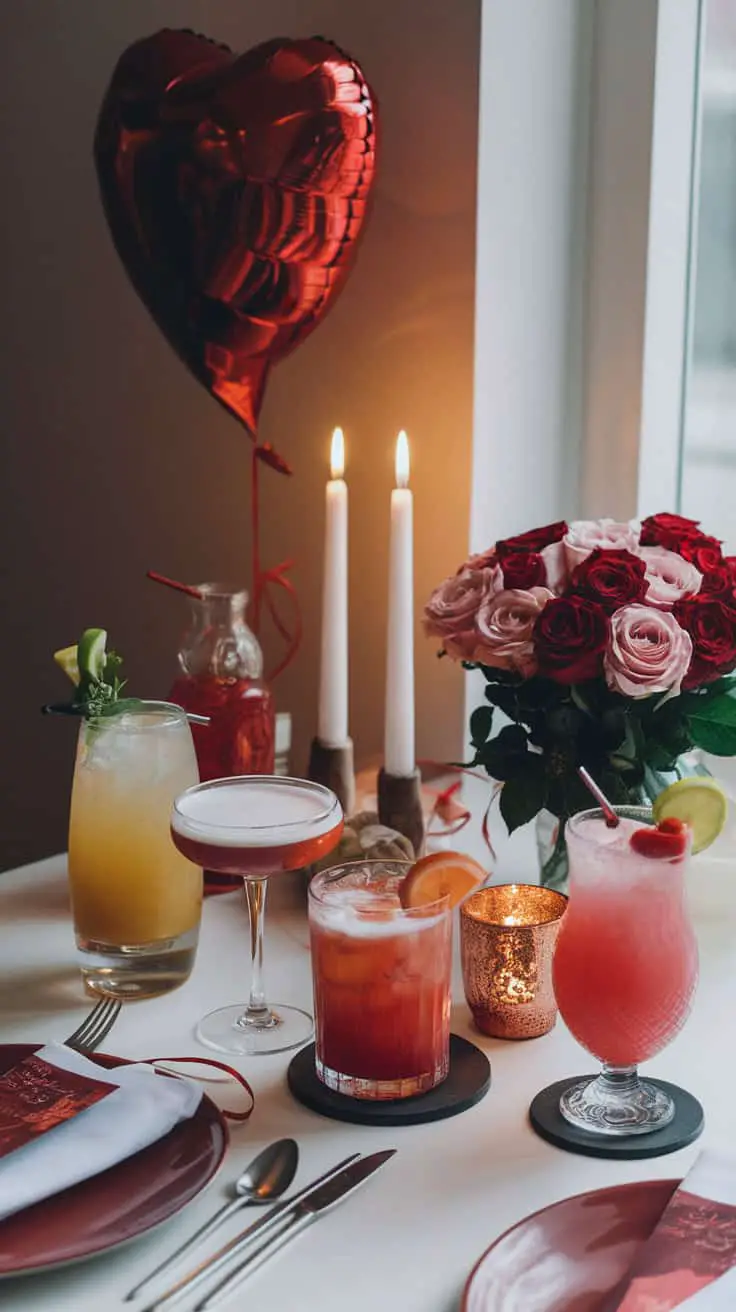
[0,1044,228,1276]
[463,1179,679,1312]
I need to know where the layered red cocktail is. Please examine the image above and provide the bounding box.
[308,861,452,1099]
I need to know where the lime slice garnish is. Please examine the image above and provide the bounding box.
[652,777,728,854]
[53,645,80,686]
[77,628,108,684]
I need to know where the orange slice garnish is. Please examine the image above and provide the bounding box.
[399,851,488,910]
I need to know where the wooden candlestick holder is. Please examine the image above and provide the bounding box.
[377,767,425,857]
[307,737,356,817]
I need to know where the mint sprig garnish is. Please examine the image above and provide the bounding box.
[48,630,140,720]
[75,648,131,717]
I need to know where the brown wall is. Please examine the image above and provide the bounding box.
[0,1,479,870]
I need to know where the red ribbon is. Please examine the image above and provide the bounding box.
[251,445,302,682]
[145,1056,254,1122]
[412,762,498,862]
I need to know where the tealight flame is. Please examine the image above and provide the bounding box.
[395,430,410,489]
[330,427,345,480]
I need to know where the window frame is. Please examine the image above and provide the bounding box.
[471,0,703,541]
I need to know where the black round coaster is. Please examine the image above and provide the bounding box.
[529,1076,704,1160]
[287,1035,491,1126]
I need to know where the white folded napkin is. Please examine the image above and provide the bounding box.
[0,1043,202,1222]
[614,1149,736,1311]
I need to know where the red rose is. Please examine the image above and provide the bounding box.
[640,513,702,549]
[497,520,568,557]
[534,596,609,683]
[725,556,736,583]
[501,550,546,590]
[701,564,736,606]
[677,534,723,575]
[674,596,736,688]
[568,548,647,613]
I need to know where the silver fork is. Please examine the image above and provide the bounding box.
[64,996,122,1054]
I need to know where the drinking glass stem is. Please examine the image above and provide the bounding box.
[599,1063,639,1091]
[238,878,278,1030]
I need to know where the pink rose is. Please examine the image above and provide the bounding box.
[604,604,693,698]
[541,540,568,592]
[456,549,504,593]
[424,569,496,659]
[564,519,641,572]
[639,546,702,609]
[472,587,554,674]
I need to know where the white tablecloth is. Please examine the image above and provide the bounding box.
[0,773,734,1311]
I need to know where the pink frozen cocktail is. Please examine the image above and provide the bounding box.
[553,807,698,1136]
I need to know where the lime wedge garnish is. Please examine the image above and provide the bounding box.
[652,777,728,854]
[53,645,80,686]
[77,628,108,684]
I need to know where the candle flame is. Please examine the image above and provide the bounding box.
[330,427,345,480]
[395,430,410,488]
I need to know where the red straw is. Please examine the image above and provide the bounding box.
[146,571,203,600]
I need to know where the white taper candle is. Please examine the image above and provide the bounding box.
[317,428,349,747]
[384,431,415,776]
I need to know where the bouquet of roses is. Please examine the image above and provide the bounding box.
[424,514,736,836]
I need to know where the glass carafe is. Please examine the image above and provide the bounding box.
[167,583,275,781]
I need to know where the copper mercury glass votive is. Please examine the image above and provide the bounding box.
[460,884,567,1040]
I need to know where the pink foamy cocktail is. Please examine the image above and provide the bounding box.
[552,808,698,1136]
[171,776,343,1056]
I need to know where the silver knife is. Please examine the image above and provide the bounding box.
[142,1153,361,1312]
[193,1150,397,1311]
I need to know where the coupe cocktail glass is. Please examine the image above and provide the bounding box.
[68,701,202,999]
[553,806,698,1135]
[171,776,343,1055]
[309,861,452,1099]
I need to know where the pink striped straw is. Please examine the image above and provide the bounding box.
[577,767,620,828]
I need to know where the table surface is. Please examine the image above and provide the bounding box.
[1,773,735,1312]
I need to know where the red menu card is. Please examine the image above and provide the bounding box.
[612,1151,736,1310]
[0,1051,115,1157]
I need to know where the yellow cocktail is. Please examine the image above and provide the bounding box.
[68,702,202,998]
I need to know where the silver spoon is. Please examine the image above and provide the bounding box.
[125,1138,299,1302]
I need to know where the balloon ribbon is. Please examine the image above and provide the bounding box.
[251,444,302,682]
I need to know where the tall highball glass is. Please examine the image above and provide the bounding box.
[68,701,202,999]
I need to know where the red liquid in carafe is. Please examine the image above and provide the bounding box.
[168,674,275,781]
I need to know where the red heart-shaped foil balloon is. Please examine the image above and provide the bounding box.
[94,29,378,435]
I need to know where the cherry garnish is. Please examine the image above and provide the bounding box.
[630,820,688,860]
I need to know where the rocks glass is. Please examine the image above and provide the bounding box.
[308,860,452,1099]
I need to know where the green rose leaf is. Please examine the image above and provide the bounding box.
[477,724,529,781]
[469,705,494,748]
[484,682,521,719]
[686,689,736,755]
[500,756,547,833]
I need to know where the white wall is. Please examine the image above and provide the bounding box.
[0,0,480,868]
